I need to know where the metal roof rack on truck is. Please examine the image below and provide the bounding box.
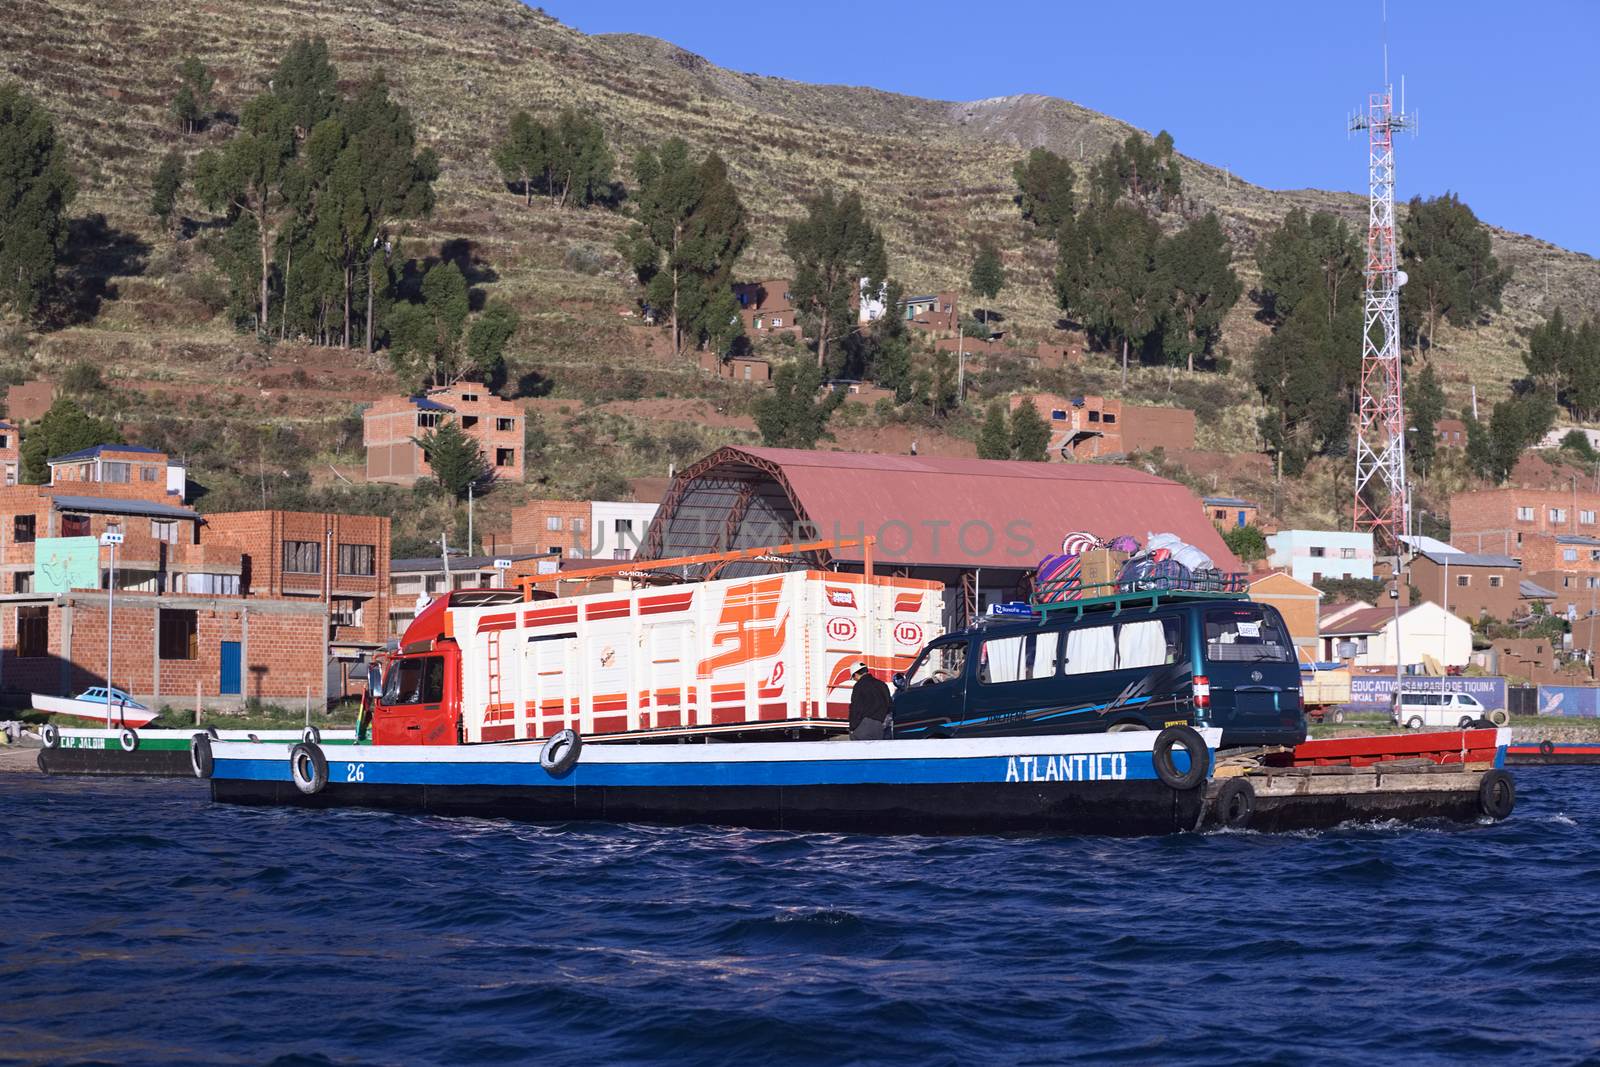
[1030,574,1249,621]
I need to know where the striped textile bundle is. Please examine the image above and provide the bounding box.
[1036,553,1084,602]
[1059,531,1102,556]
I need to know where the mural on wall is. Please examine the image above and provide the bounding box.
[33,536,100,594]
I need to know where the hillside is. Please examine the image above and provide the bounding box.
[2,0,1598,545]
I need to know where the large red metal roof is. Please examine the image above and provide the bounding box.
[730,447,1241,572]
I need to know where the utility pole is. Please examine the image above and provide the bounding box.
[100,527,124,723]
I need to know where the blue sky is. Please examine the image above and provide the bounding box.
[532,0,1599,258]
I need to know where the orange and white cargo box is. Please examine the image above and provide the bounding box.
[440,570,944,743]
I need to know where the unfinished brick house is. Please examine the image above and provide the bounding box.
[0,445,392,707]
[1008,393,1196,460]
[697,352,772,384]
[0,421,18,488]
[364,385,525,485]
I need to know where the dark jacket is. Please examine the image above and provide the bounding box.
[849,673,893,729]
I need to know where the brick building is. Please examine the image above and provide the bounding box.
[902,291,959,333]
[1008,392,1196,460]
[364,385,525,485]
[697,351,772,384]
[1409,549,1521,622]
[1204,496,1257,529]
[1,449,392,706]
[732,279,802,337]
[485,498,659,561]
[48,443,187,501]
[1435,418,1468,450]
[0,421,18,488]
[1248,570,1321,655]
[387,551,554,638]
[1448,487,1600,630]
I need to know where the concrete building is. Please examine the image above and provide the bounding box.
[364,385,524,485]
[1409,549,1520,622]
[1318,600,1472,669]
[637,446,1239,629]
[1248,570,1321,655]
[1204,496,1257,529]
[1266,530,1375,585]
[1007,393,1196,460]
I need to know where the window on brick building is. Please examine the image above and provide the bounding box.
[14,515,35,543]
[546,516,562,532]
[331,598,364,627]
[1551,508,1567,523]
[61,513,91,538]
[461,393,479,403]
[571,517,586,534]
[1087,411,1100,423]
[416,412,441,429]
[338,543,376,577]
[462,415,480,429]
[151,519,179,544]
[141,466,160,482]
[496,448,515,468]
[159,610,199,659]
[1489,576,1503,588]
[1564,548,1579,562]
[17,606,47,658]
[13,571,33,593]
[102,461,129,483]
[1103,413,1117,424]
[1051,409,1067,421]
[1457,575,1470,587]
[1517,506,1534,521]
[283,540,322,573]
[1583,511,1597,525]
[496,417,515,432]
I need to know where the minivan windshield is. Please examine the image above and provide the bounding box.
[1203,606,1294,664]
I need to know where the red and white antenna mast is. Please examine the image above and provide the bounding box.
[1349,71,1413,554]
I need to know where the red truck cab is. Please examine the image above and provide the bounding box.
[369,589,525,746]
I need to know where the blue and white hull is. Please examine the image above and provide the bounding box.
[207,730,1221,836]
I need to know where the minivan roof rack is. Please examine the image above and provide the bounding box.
[1031,574,1249,621]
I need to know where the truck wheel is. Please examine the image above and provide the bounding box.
[1458,716,1476,730]
[1152,725,1208,790]
[190,734,214,779]
[1406,716,1423,730]
[1107,722,1144,733]
[1332,709,1345,725]
[1214,778,1255,829]
[41,724,59,749]
[1478,769,1515,820]
[539,729,582,776]
[119,728,138,753]
[290,742,328,796]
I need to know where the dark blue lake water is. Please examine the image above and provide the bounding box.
[1,769,1597,1066]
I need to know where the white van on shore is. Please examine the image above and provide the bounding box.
[1390,690,1489,729]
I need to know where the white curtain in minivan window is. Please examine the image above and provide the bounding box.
[1064,625,1116,675]
[1117,620,1168,670]
[986,632,1060,683]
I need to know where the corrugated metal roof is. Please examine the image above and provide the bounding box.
[725,447,1241,571]
[1556,534,1600,546]
[1521,578,1557,598]
[410,396,455,412]
[391,551,545,573]
[47,443,165,464]
[49,494,198,521]
[1418,549,1518,568]
[1203,496,1253,507]
[1321,605,1398,636]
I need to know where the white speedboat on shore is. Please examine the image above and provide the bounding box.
[32,687,158,728]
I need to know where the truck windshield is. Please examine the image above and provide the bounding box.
[382,656,445,705]
[1204,606,1294,664]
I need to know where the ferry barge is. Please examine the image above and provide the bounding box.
[36,725,355,777]
[201,538,1517,835]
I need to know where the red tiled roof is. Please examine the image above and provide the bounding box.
[732,446,1241,571]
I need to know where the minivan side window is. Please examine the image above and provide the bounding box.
[906,641,967,687]
[1063,617,1182,676]
[980,630,1060,684]
[1204,607,1294,663]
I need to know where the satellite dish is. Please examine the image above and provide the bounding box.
[1396,269,1410,287]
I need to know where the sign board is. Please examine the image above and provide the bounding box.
[492,558,512,570]
[34,536,101,594]
[1346,675,1507,710]
[99,530,124,545]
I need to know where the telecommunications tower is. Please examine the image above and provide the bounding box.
[1349,83,1412,553]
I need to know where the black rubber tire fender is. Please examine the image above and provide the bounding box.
[1152,725,1208,790]
[1215,778,1256,829]
[302,725,321,745]
[1489,709,1510,727]
[41,723,60,749]
[1458,716,1476,730]
[1478,769,1515,820]
[205,725,219,739]
[119,728,138,753]
[1539,740,1555,757]
[290,742,329,796]
[190,734,214,779]
[539,729,583,776]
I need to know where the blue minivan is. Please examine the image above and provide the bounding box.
[890,593,1306,749]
